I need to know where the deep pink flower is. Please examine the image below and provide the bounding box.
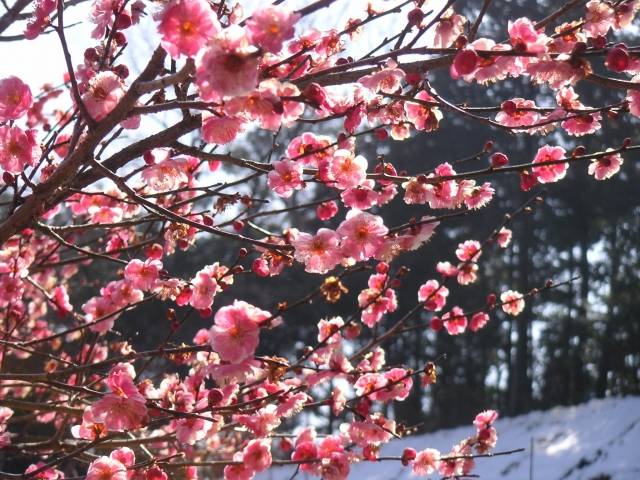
[474,409,498,429]
[292,228,341,274]
[508,17,548,53]
[443,306,467,335]
[124,258,162,291]
[532,145,568,183]
[81,72,125,121]
[24,0,58,40]
[158,0,220,59]
[196,26,259,101]
[470,312,490,332]
[246,5,300,53]
[209,300,270,364]
[0,76,32,121]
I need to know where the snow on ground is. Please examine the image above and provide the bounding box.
[261,396,640,480]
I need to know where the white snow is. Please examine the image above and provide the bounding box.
[261,396,640,480]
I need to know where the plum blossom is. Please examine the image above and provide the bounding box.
[442,306,468,335]
[246,5,300,53]
[86,456,127,480]
[497,227,512,248]
[588,151,623,180]
[243,439,272,472]
[0,126,41,174]
[418,280,449,312]
[201,111,245,145]
[456,240,482,262]
[209,300,270,364]
[336,210,388,261]
[81,72,125,121]
[413,448,440,476]
[470,312,490,332]
[359,63,405,93]
[500,290,525,316]
[330,150,367,190]
[124,258,162,291]
[196,26,260,101]
[405,90,442,131]
[267,160,304,197]
[158,0,220,59]
[532,145,568,183]
[292,228,341,274]
[0,76,32,121]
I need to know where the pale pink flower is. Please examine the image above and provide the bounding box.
[124,258,162,291]
[0,76,32,121]
[142,158,189,193]
[413,448,440,476]
[532,145,568,183]
[588,151,623,180]
[81,71,125,121]
[267,160,304,197]
[330,150,367,190]
[158,0,220,59]
[434,11,466,48]
[196,25,259,101]
[86,456,127,480]
[500,290,525,316]
[243,439,272,472]
[456,240,481,262]
[462,39,518,85]
[286,132,335,166]
[359,285,397,327]
[584,0,615,37]
[110,447,135,469]
[175,416,211,444]
[628,76,640,117]
[418,279,449,312]
[405,90,442,131]
[337,210,388,261]
[497,227,512,248]
[464,182,494,209]
[321,452,350,480]
[190,270,218,310]
[201,111,245,145]
[457,262,479,285]
[292,228,341,274]
[209,300,270,364]
[223,452,254,480]
[359,64,405,93]
[0,126,40,174]
[246,5,300,53]
[0,276,24,307]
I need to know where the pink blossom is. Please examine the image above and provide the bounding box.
[175,416,211,444]
[443,306,467,335]
[456,240,482,262]
[470,312,490,332]
[189,270,218,310]
[474,409,498,429]
[495,98,540,128]
[359,284,397,327]
[201,112,245,145]
[24,463,64,479]
[418,279,449,312]
[292,228,341,274]
[321,452,350,480]
[110,447,135,468]
[81,72,125,121]
[0,276,24,307]
[336,211,388,261]
[246,5,300,53]
[457,262,479,285]
[434,12,466,48]
[464,182,494,209]
[86,456,127,480]
[532,145,568,183]
[588,151,623,180]
[405,90,442,131]
[341,182,378,210]
[24,0,58,40]
[0,126,41,174]
[141,158,189,192]
[359,64,405,93]
[508,17,548,54]
[209,300,270,364]
[158,0,220,59]
[52,285,73,316]
[196,26,259,101]
[124,259,162,291]
[0,76,32,121]
[330,150,367,190]
[584,0,615,37]
[91,364,147,431]
[413,448,440,476]
[267,160,304,197]
[497,227,512,248]
[243,439,272,472]
[500,290,525,316]
[72,407,104,439]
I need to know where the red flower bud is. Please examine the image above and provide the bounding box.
[453,49,479,75]
[490,152,509,168]
[606,45,630,72]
